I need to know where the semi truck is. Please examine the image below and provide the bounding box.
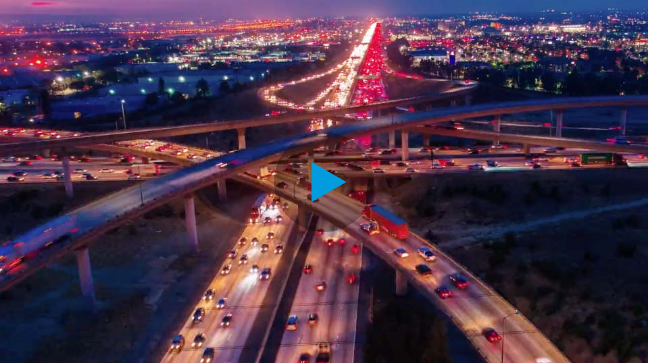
[249,194,268,224]
[316,342,331,363]
[361,204,409,240]
[579,153,626,165]
[129,163,160,176]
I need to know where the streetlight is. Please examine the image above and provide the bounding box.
[139,182,144,206]
[120,99,127,129]
[502,310,520,363]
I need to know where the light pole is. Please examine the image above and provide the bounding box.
[139,182,144,206]
[120,99,127,129]
[501,310,520,363]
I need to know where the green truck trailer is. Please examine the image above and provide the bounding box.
[579,153,625,165]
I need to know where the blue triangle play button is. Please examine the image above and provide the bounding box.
[311,163,346,201]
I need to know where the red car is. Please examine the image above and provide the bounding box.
[276,182,288,189]
[315,282,327,291]
[449,274,469,289]
[337,238,346,245]
[435,286,452,299]
[351,243,360,254]
[482,328,502,343]
[18,161,32,166]
[79,157,91,162]
[326,238,335,247]
[303,265,313,274]
[31,155,42,160]
[316,229,324,235]
[346,273,356,284]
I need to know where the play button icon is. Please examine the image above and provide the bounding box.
[310,163,346,201]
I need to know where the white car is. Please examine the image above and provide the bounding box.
[417,247,436,261]
[394,248,409,258]
[100,168,114,173]
[405,167,416,173]
[73,168,87,173]
[431,162,445,169]
[2,157,16,162]
[373,168,385,173]
[467,164,484,171]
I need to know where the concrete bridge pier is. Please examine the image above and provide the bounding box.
[395,270,408,296]
[217,179,227,201]
[237,128,246,150]
[493,115,501,146]
[465,94,473,106]
[450,99,457,122]
[621,107,627,136]
[62,153,73,199]
[75,247,97,312]
[422,133,430,147]
[523,143,531,156]
[388,130,396,149]
[308,151,315,181]
[401,130,409,161]
[42,149,51,158]
[555,110,564,138]
[141,157,149,164]
[184,195,199,253]
[297,205,308,230]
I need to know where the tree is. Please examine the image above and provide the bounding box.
[144,92,159,107]
[541,72,557,93]
[219,80,230,93]
[386,38,413,69]
[195,78,210,98]
[38,89,51,117]
[69,80,85,92]
[158,77,166,95]
[84,77,96,88]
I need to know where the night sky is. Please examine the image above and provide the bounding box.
[4,0,647,20]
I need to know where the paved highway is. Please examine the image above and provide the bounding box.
[274,220,361,363]
[161,196,295,363]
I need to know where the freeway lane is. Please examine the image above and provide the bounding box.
[274,220,361,363]
[161,197,294,363]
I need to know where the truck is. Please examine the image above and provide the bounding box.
[315,342,331,363]
[579,153,625,165]
[362,204,409,240]
[129,163,160,176]
[249,194,268,224]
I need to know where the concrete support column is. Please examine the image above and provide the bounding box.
[184,195,199,253]
[307,151,315,182]
[75,247,96,311]
[450,99,457,107]
[555,110,563,138]
[388,130,396,149]
[298,205,308,230]
[395,270,408,296]
[42,149,51,158]
[62,154,73,199]
[621,107,627,136]
[422,133,430,147]
[141,157,149,164]
[401,130,409,161]
[216,179,227,201]
[465,94,473,106]
[237,128,246,150]
[493,115,502,146]
[523,144,531,156]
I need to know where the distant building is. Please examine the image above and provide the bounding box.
[409,49,449,67]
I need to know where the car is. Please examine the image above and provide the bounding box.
[201,347,215,363]
[453,122,465,130]
[282,202,289,210]
[467,164,484,171]
[439,159,456,166]
[571,161,582,167]
[251,237,259,245]
[12,171,27,177]
[346,273,357,284]
[415,264,433,276]
[431,162,445,169]
[544,147,558,153]
[192,333,206,348]
[286,315,298,330]
[186,154,197,160]
[396,161,409,167]
[250,265,259,273]
[337,238,346,245]
[221,314,232,327]
[193,308,205,323]
[79,156,91,162]
[417,247,436,261]
[373,168,385,173]
[449,274,470,289]
[227,249,237,259]
[351,243,361,254]
[482,328,502,343]
[380,150,392,155]
[299,353,311,363]
[73,168,87,173]
[274,245,284,254]
[202,289,214,301]
[239,254,249,264]
[7,176,24,182]
[306,194,319,202]
[394,248,409,258]
[85,174,98,180]
[263,216,272,225]
[100,168,114,173]
[275,215,283,223]
[308,313,318,325]
[128,174,142,180]
[315,281,327,291]
[316,229,324,235]
[41,173,54,179]
[238,237,247,246]
[276,181,288,189]
[325,150,345,156]
[18,161,32,166]
[405,167,416,173]
[266,232,275,240]
[2,157,16,162]
[261,244,269,253]
[303,265,313,274]
[220,264,232,275]
[420,146,433,152]
[486,160,499,167]
[260,268,271,280]
[524,160,536,166]
[170,335,185,352]
[325,238,335,247]
[216,298,226,309]
[435,286,452,299]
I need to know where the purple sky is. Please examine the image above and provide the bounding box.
[4,0,647,20]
